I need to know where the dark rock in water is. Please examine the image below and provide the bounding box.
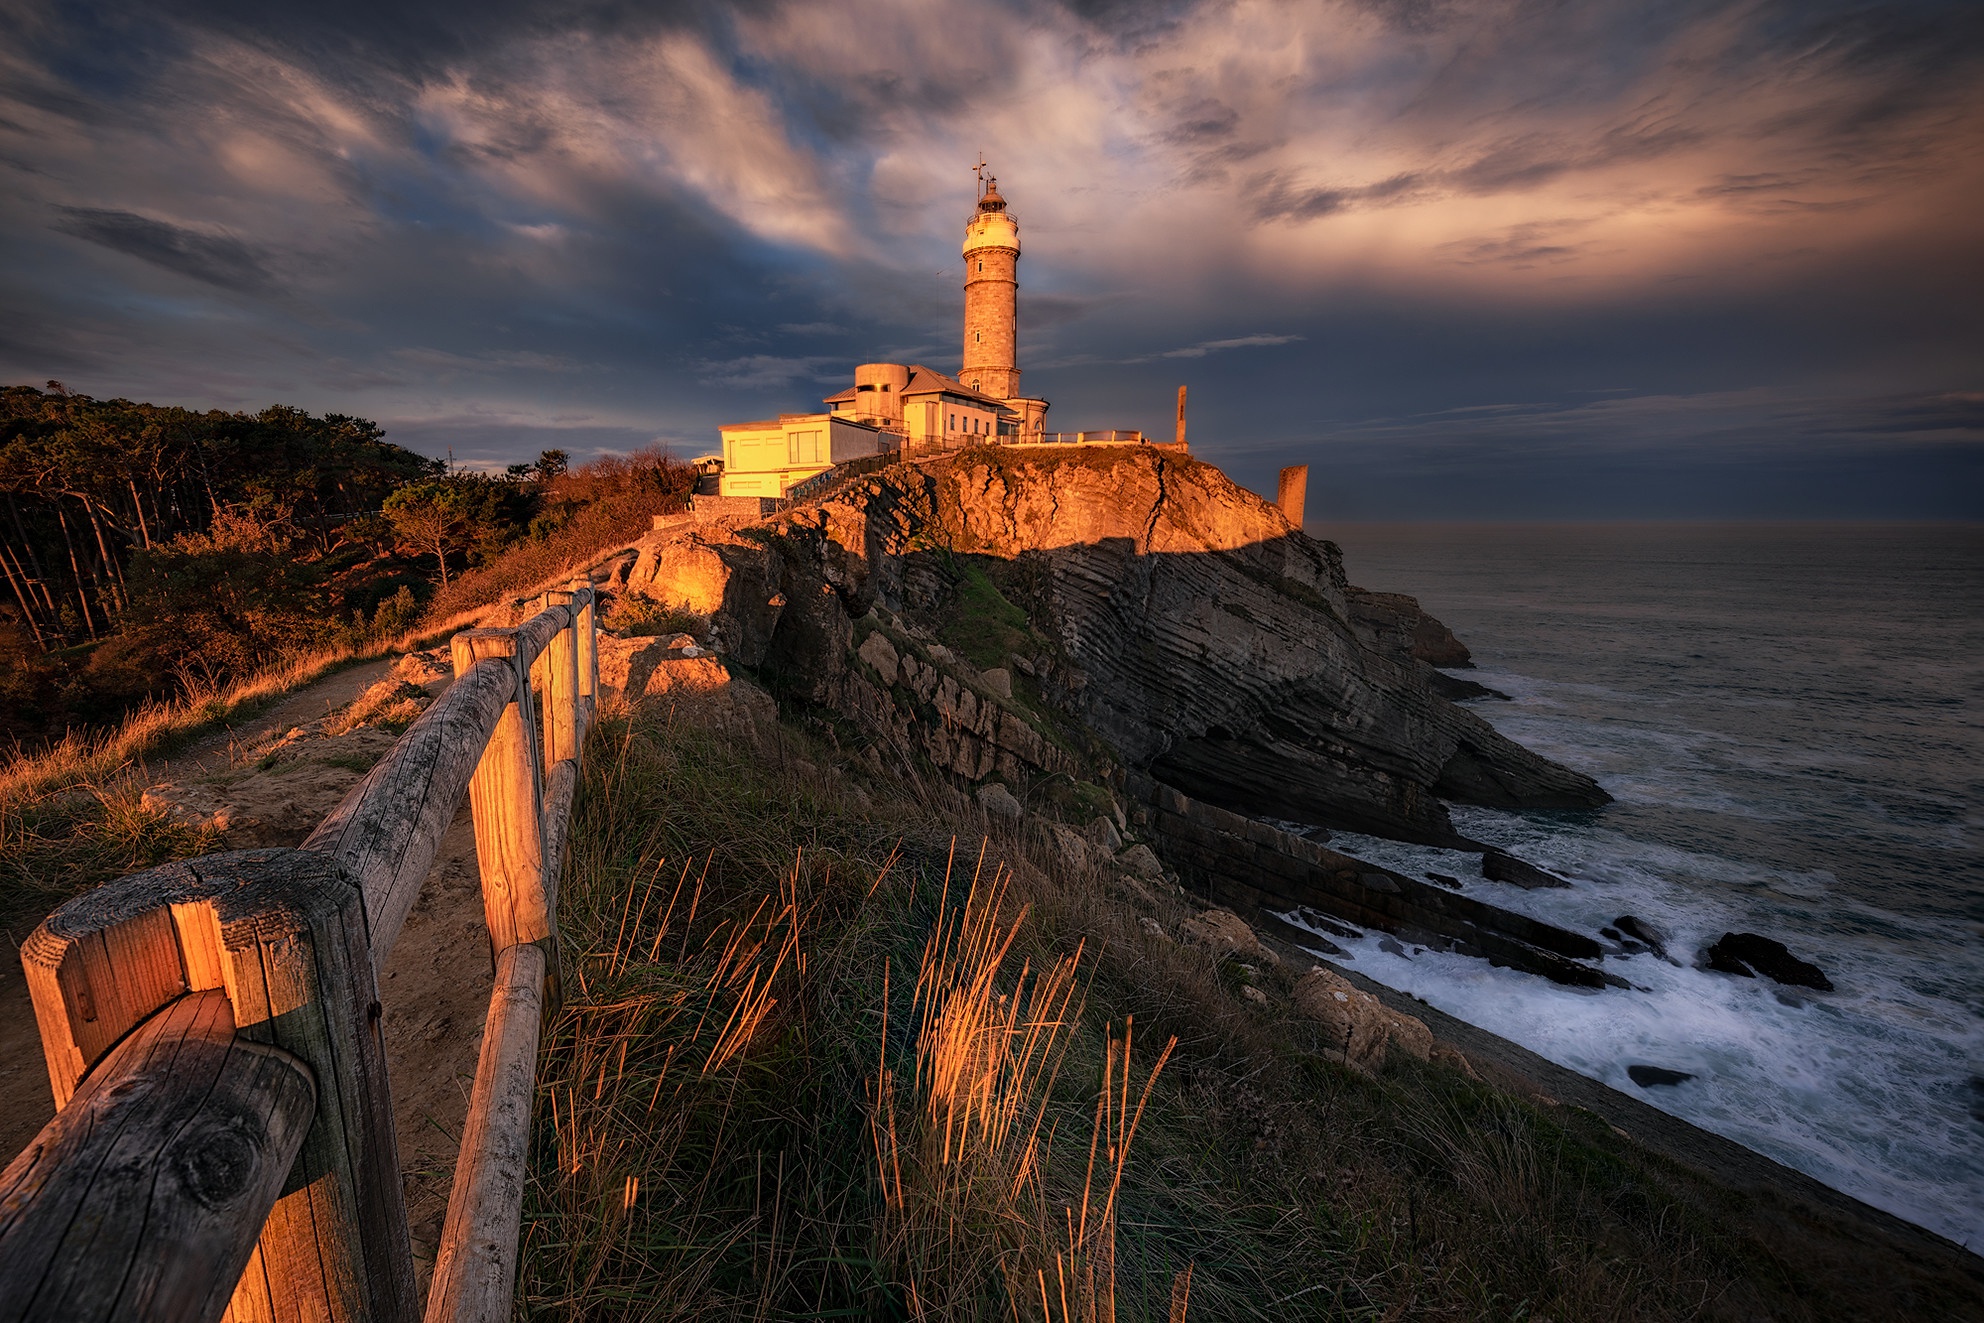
[1601,926,1624,941]
[1426,872,1462,890]
[1378,935,1410,957]
[1702,932,1834,991]
[1428,670,1511,703]
[1628,1064,1695,1088]
[1615,915,1669,958]
[1481,850,1572,889]
[1968,1076,1984,1125]
[1702,941,1756,978]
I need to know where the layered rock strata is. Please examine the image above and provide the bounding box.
[622,447,1607,844]
[1125,771,1611,988]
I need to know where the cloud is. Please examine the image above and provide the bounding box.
[49,206,276,291]
[392,347,590,373]
[693,354,847,390]
[0,0,1979,516]
[1160,333,1305,359]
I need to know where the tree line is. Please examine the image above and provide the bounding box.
[1,383,692,743]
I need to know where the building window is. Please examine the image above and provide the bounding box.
[949,413,956,430]
[977,260,983,273]
[974,331,981,344]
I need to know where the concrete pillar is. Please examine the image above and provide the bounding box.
[1175,385,1187,448]
[1277,465,1308,528]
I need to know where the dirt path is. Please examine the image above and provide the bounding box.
[0,654,496,1296]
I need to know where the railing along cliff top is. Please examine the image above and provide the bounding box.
[0,580,600,1323]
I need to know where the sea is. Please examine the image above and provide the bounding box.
[1294,522,1983,1250]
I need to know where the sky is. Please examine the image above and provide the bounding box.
[2,0,1981,518]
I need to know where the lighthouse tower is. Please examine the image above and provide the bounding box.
[961,173,1021,399]
[960,168,1049,440]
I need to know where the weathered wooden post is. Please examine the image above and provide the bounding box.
[541,591,580,768]
[572,578,597,722]
[451,629,553,960]
[421,943,545,1323]
[0,991,316,1323]
[16,850,419,1321]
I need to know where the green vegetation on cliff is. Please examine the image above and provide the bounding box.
[0,383,693,746]
[515,690,1982,1320]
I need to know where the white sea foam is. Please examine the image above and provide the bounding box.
[1287,818,1984,1249]
[1314,523,1984,1251]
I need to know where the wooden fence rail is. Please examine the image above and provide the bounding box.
[0,578,600,1323]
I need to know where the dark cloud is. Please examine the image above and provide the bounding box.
[1249,171,1427,222]
[49,207,276,291]
[0,0,1978,519]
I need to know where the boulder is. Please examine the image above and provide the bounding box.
[1379,1007,1434,1061]
[597,639,733,703]
[857,630,901,685]
[1430,1043,1479,1080]
[1615,915,1670,959]
[1701,933,1833,991]
[1292,966,1393,1070]
[1425,872,1461,890]
[1627,1064,1695,1088]
[977,782,1023,819]
[1481,850,1572,889]
[1085,816,1123,853]
[623,529,786,666]
[391,648,454,696]
[982,667,1013,699]
[1178,909,1266,960]
[1241,985,1270,1007]
[1118,843,1164,880]
[1046,823,1095,872]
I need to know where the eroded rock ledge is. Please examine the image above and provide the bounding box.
[620,446,1605,846]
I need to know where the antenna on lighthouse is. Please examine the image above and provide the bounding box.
[974,152,988,196]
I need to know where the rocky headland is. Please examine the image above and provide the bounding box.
[599,446,1631,987]
[621,446,1605,845]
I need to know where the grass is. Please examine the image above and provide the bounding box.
[933,555,1040,672]
[0,519,651,933]
[611,596,710,639]
[511,691,1972,1321]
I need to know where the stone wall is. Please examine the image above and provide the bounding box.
[691,494,776,523]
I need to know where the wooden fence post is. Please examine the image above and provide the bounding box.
[0,991,316,1323]
[572,579,596,721]
[421,943,545,1323]
[541,592,579,768]
[17,850,419,1321]
[451,629,559,992]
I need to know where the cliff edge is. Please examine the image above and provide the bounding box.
[622,447,1605,845]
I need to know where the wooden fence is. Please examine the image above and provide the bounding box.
[0,580,601,1323]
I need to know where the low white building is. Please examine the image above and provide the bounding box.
[715,412,894,499]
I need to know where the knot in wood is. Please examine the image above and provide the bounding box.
[172,1112,265,1209]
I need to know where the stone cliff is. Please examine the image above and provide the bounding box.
[620,447,1607,845]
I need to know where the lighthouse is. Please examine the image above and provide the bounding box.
[961,174,1021,400]
[960,169,1050,441]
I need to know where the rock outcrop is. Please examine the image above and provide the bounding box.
[619,448,1606,846]
[1293,965,1434,1070]
[1701,932,1833,991]
[1347,589,1473,668]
